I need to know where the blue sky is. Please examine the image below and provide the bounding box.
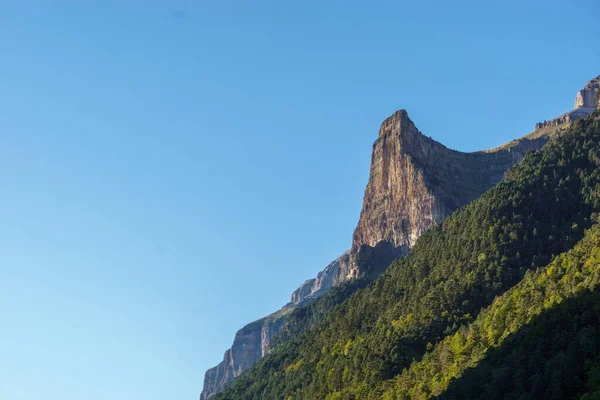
[0,1,598,399]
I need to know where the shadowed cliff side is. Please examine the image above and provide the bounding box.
[534,74,599,131]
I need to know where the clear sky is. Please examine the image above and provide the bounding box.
[0,1,598,399]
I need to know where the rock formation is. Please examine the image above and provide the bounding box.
[200,309,291,400]
[341,110,548,280]
[200,252,352,400]
[200,74,599,400]
[289,251,351,305]
[535,74,599,130]
[575,75,600,108]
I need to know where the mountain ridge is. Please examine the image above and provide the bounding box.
[215,109,600,399]
[200,74,600,400]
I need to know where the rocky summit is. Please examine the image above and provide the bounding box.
[346,109,545,279]
[200,74,599,400]
[535,74,599,130]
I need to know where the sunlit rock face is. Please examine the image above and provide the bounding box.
[536,75,600,131]
[289,251,351,305]
[575,75,599,109]
[346,109,548,279]
[199,310,290,400]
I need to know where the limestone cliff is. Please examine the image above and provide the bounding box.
[199,253,350,400]
[340,109,548,280]
[575,74,600,108]
[535,74,599,130]
[289,251,351,305]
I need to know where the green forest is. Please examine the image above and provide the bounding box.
[384,223,600,399]
[215,112,600,400]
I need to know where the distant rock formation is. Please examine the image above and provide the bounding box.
[289,251,351,305]
[200,309,290,400]
[199,251,352,400]
[575,75,600,108]
[535,75,599,130]
[200,73,598,400]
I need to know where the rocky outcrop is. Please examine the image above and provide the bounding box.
[575,74,600,108]
[200,252,351,400]
[200,308,291,400]
[535,75,599,130]
[201,74,599,400]
[342,110,549,279]
[289,251,351,305]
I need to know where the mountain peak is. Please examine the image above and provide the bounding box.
[533,73,599,131]
[583,74,600,91]
[575,74,600,109]
[378,109,414,138]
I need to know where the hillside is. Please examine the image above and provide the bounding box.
[385,222,600,399]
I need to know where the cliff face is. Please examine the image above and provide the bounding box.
[200,308,291,400]
[341,110,548,279]
[200,251,352,400]
[289,251,351,305]
[535,74,599,130]
[201,74,599,400]
[575,74,600,108]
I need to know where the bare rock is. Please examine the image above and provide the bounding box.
[536,75,599,130]
[345,110,548,279]
[199,309,290,400]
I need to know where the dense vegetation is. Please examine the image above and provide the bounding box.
[216,113,600,400]
[383,223,600,399]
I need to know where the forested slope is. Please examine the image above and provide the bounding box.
[383,223,600,399]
